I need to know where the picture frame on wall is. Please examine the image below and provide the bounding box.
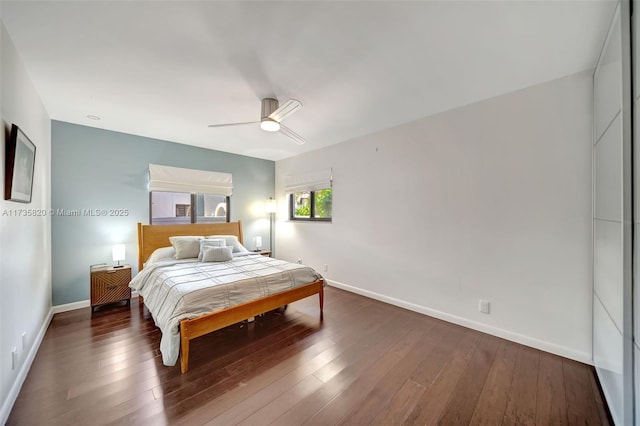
[5,124,36,203]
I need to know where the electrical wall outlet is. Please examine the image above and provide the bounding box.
[21,332,26,351]
[479,299,490,314]
[323,264,328,272]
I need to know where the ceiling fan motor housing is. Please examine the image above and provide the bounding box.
[261,98,279,120]
[260,98,280,131]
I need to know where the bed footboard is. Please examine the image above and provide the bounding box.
[179,279,324,373]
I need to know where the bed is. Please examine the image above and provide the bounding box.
[132,221,324,373]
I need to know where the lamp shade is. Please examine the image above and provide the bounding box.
[265,198,277,213]
[254,236,262,251]
[112,244,126,263]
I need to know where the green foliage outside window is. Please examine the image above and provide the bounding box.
[295,203,310,216]
[314,189,332,218]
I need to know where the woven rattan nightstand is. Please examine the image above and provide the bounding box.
[90,265,131,312]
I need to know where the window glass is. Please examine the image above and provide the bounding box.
[290,188,332,221]
[314,188,332,219]
[151,191,191,225]
[151,192,229,224]
[293,191,311,218]
[196,194,228,223]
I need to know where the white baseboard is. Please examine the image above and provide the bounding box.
[51,292,140,314]
[326,279,593,365]
[51,299,90,314]
[0,307,54,425]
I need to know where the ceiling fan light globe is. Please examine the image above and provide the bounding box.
[260,119,280,132]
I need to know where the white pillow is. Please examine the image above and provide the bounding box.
[202,246,233,262]
[146,246,175,265]
[205,235,249,253]
[169,236,203,259]
[198,238,226,260]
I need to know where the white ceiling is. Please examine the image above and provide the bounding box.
[1,1,616,161]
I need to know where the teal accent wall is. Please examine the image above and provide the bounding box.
[51,121,274,305]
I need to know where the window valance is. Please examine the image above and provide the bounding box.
[148,164,233,196]
[284,168,332,193]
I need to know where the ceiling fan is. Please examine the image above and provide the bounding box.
[208,98,306,145]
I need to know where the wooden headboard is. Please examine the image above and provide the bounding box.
[137,221,243,270]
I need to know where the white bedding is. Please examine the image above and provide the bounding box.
[129,253,323,366]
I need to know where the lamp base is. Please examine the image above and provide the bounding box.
[113,264,124,268]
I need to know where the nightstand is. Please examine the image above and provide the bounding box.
[254,250,272,257]
[90,265,132,312]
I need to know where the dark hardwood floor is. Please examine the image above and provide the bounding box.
[7,286,611,425]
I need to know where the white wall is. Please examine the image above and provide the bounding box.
[0,23,52,423]
[276,71,593,362]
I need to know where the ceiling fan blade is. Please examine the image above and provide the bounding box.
[279,124,306,145]
[268,99,302,123]
[208,121,259,128]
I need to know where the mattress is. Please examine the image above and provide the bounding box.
[129,253,323,366]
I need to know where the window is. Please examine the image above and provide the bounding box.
[175,204,190,217]
[290,188,332,221]
[148,164,233,225]
[285,168,333,222]
[151,192,230,225]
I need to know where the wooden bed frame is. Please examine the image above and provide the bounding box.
[137,221,324,373]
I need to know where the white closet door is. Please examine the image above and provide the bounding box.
[593,3,634,425]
